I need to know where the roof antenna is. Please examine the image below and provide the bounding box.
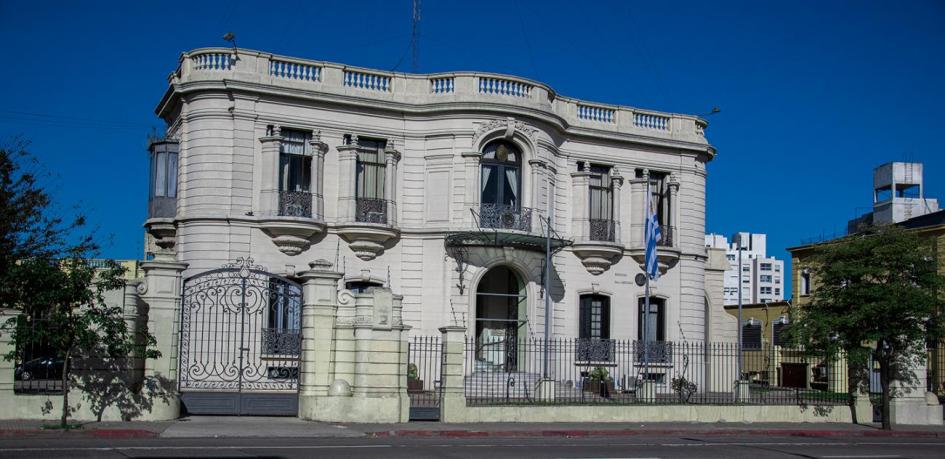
[411,0,421,71]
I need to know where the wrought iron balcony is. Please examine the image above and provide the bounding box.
[278,190,313,218]
[635,340,673,364]
[261,328,301,356]
[589,219,616,242]
[576,338,616,362]
[355,197,389,224]
[478,204,534,232]
[658,225,674,247]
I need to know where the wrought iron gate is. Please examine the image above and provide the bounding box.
[179,258,303,416]
[408,336,442,421]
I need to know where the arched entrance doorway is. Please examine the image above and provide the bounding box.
[475,266,527,371]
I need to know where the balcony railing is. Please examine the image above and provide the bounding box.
[278,190,313,218]
[658,225,674,247]
[589,219,617,242]
[478,204,534,232]
[172,49,709,142]
[355,197,389,224]
[635,341,673,364]
[576,339,616,362]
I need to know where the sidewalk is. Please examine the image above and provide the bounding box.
[1,417,944,440]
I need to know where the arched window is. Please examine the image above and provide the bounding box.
[480,140,522,209]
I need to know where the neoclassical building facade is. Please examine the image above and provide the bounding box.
[148,47,719,350]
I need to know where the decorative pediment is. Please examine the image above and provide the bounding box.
[472,117,538,146]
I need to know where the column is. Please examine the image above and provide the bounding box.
[629,170,648,248]
[259,126,282,217]
[529,159,545,214]
[138,259,188,420]
[297,259,344,420]
[668,174,680,248]
[461,151,482,228]
[570,162,590,241]
[309,130,329,221]
[439,326,468,423]
[336,136,359,223]
[384,141,401,227]
[611,169,624,244]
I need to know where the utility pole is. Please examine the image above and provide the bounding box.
[736,233,744,397]
[542,198,552,379]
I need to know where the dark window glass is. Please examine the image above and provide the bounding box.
[743,322,762,349]
[346,281,383,294]
[356,138,387,199]
[480,141,521,208]
[279,129,312,192]
[580,295,610,340]
[637,297,665,341]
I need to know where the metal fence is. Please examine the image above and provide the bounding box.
[928,344,945,395]
[408,336,442,420]
[463,337,848,406]
[10,319,64,394]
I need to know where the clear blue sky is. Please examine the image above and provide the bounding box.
[2,0,943,297]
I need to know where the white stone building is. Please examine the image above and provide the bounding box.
[705,233,785,305]
[143,48,723,415]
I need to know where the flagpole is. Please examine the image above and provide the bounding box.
[642,179,651,386]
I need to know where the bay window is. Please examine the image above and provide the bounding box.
[355,138,388,223]
[148,140,178,218]
[588,165,614,242]
[278,129,313,217]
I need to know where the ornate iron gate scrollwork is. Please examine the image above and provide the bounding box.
[179,258,303,415]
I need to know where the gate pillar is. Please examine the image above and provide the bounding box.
[139,259,188,420]
[297,259,343,418]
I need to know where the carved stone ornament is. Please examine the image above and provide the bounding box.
[472,117,538,146]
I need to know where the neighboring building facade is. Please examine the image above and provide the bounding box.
[847,162,940,233]
[705,232,785,305]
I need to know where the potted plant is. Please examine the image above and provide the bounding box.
[407,363,423,392]
[584,367,614,397]
[671,375,697,403]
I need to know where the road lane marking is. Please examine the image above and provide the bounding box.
[821,456,902,458]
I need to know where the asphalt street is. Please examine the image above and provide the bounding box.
[1,435,944,458]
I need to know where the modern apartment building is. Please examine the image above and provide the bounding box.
[705,232,785,305]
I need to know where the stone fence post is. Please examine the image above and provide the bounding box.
[297,259,343,419]
[0,308,17,396]
[439,326,467,422]
[138,259,187,420]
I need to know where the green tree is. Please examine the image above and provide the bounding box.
[0,142,158,428]
[789,224,945,430]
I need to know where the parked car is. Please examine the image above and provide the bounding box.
[14,356,64,381]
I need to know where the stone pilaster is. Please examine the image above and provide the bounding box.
[439,326,468,422]
[138,259,188,420]
[610,169,624,244]
[570,164,591,241]
[384,142,401,226]
[668,174,680,248]
[336,141,359,223]
[309,130,328,220]
[297,259,343,419]
[629,172,647,248]
[461,151,482,228]
[259,126,283,217]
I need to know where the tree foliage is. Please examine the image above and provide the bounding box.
[789,224,945,429]
[0,141,158,427]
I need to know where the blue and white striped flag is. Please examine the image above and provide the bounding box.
[644,181,661,281]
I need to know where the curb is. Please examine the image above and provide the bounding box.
[367,428,945,439]
[0,428,159,439]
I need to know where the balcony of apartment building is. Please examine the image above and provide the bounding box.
[257,127,328,256]
[627,169,680,274]
[334,135,400,261]
[570,162,625,275]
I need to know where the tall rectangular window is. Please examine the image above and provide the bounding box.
[637,297,665,342]
[587,165,614,241]
[279,129,312,193]
[580,295,610,340]
[356,138,387,200]
[148,140,179,219]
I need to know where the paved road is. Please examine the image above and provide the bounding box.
[0,435,943,458]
